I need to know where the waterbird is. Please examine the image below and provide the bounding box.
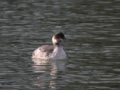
[32,32,67,60]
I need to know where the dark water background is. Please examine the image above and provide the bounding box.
[0,0,120,90]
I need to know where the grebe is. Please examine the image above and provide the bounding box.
[32,32,67,59]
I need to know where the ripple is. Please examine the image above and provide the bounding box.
[0,0,120,90]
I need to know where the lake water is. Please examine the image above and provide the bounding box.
[0,0,120,90]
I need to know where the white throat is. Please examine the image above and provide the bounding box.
[52,35,57,45]
[51,46,67,59]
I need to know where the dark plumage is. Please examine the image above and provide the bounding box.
[54,32,65,40]
[39,45,53,56]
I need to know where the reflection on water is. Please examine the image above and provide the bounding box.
[0,0,120,90]
[32,58,67,90]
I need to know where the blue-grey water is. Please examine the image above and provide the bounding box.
[0,0,120,90]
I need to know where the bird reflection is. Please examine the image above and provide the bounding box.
[32,58,67,89]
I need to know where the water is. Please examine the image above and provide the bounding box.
[0,0,120,90]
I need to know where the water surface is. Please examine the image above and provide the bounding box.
[0,0,120,90]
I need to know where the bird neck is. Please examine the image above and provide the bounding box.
[53,44,62,48]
